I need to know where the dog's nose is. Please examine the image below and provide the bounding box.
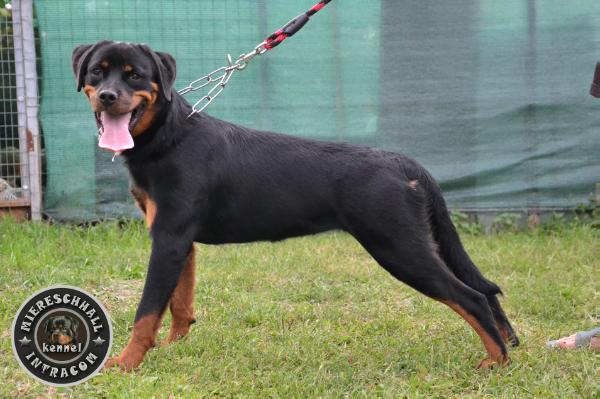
[98,89,119,106]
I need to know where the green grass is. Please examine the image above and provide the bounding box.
[0,219,598,398]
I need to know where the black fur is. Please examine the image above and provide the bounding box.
[45,316,79,345]
[74,41,518,367]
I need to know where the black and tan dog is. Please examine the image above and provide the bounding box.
[72,41,518,371]
[45,315,79,345]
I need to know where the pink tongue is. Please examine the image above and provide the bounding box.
[99,112,135,152]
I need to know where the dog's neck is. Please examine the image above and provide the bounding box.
[121,92,193,162]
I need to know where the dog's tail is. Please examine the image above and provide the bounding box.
[418,172,502,296]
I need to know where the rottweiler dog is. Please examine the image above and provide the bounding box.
[45,315,79,345]
[72,41,519,371]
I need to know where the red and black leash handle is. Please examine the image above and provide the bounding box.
[179,0,334,116]
[264,0,332,50]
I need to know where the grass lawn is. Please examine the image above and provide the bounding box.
[0,219,598,398]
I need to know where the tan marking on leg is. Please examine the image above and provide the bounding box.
[104,314,162,372]
[144,198,157,229]
[163,246,197,345]
[443,301,508,369]
[129,187,156,229]
[106,188,162,372]
[497,323,512,344]
[130,186,147,214]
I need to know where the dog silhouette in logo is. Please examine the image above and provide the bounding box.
[45,316,79,345]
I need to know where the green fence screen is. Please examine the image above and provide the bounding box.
[35,0,600,221]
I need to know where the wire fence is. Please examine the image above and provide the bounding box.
[0,7,22,202]
[0,0,42,219]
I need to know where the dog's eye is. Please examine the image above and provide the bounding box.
[130,72,141,81]
[91,67,102,76]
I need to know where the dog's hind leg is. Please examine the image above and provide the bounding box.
[360,237,509,368]
[424,180,519,347]
[163,246,197,345]
[486,294,519,347]
[342,182,508,368]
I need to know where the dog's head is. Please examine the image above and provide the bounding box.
[72,41,176,152]
[45,315,79,345]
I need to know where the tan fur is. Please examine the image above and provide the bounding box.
[130,82,160,137]
[144,198,157,229]
[104,314,161,371]
[85,78,160,137]
[443,301,508,368]
[130,186,157,228]
[164,247,196,344]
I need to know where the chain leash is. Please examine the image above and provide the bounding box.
[178,0,333,117]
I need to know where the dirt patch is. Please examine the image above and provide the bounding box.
[92,279,143,313]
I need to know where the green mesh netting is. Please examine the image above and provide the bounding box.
[36,0,600,221]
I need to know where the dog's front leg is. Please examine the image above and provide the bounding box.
[105,224,195,371]
[162,246,196,345]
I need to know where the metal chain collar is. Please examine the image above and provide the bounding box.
[178,0,332,117]
[177,42,268,117]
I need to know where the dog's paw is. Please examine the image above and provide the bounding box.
[160,326,193,347]
[508,333,520,348]
[103,353,143,372]
[160,318,196,346]
[476,355,509,370]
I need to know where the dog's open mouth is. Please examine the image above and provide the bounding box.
[95,101,146,153]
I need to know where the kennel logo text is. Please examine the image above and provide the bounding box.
[11,285,112,386]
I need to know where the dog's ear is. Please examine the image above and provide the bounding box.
[140,45,176,102]
[70,318,79,341]
[45,318,54,336]
[155,51,177,102]
[72,41,111,92]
